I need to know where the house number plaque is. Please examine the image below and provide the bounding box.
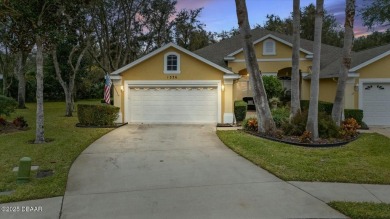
[167,75,178,79]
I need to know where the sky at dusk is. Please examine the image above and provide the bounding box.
[176,0,378,37]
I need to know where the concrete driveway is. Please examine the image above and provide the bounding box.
[365,126,390,138]
[61,124,345,219]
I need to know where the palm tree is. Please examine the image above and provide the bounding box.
[234,0,276,133]
[332,0,356,125]
[306,0,324,140]
[290,0,301,119]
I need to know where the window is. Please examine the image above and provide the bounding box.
[164,52,180,74]
[263,39,276,55]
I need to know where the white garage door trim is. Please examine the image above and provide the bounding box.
[124,80,222,123]
[359,78,390,125]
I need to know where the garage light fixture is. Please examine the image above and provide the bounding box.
[221,85,225,91]
[354,83,359,91]
[120,85,124,92]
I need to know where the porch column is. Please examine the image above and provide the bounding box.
[223,79,234,123]
[344,78,356,109]
[111,76,123,123]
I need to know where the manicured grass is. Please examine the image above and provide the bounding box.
[0,101,113,203]
[217,130,390,184]
[329,202,390,219]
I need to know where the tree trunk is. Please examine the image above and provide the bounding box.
[290,0,301,119]
[235,0,276,133]
[35,35,45,144]
[51,49,73,116]
[306,0,324,140]
[53,41,88,116]
[332,0,356,125]
[14,51,28,108]
[65,91,73,116]
[0,48,12,96]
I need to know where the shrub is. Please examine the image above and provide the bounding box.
[299,131,312,143]
[281,110,340,138]
[300,100,333,115]
[318,112,340,138]
[243,117,258,132]
[319,102,333,114]
[263,75,283,99]
[344,109,363,125]
[0,117,6,126]
[100,99,114,105]
[281,111,307,136]
[77,104,119,126]
[234,100,247,122]
[340,118,360,139]
[13,116,28,128]
[360,121,369,130]
[271,107,289,128]
[0,95,17,116]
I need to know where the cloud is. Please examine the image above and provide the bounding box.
[325,0,385,37]
[175,0,215,11]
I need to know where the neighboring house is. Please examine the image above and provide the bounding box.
[0,73,3,80]
[111,28,390,125]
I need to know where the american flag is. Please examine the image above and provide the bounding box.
[104,73,112,104]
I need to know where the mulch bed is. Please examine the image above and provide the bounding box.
[242,130,359,147]
[217,123,234,127]
[0,122,29,134]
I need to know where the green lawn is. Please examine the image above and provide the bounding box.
[217,130,390,184]
[0,101,113,203]
[329,202,390,219]
[217,130,390,218]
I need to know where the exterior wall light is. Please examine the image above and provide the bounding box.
[354,83,359,91]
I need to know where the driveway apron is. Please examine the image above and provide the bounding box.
[61,124,345,219]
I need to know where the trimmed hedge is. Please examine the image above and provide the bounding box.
[0,95,17,116]
[77,104,119,126]
[301,100,333,115]
[344,109,363,125]
[234,100,247,122]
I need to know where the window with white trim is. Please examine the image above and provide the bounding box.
[263,39,276,55]
[164,52,181,74]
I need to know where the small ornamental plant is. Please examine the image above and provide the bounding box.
[13,116,28,128]
[299,131,312,143]
[0,117,6,126]
[243,117,258,132]
[269,97,280,109]
[340,118,360,139]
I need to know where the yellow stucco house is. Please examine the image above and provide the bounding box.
[111,29,390,126]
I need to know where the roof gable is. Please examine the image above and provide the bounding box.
[226,34,313,57]
[350,50,390,72]
[318,43,390,78]
[111,43,234,75]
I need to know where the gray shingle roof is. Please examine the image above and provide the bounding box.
[320,44,390,78]
[195,28,390,79]
[194,28,343,74]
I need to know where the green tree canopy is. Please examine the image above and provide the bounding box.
[360,0,390,29]
[353,30,390,51]
[258,3,344,47]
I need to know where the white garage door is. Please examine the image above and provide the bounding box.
[362,83,390,125]
[128,87,218,123]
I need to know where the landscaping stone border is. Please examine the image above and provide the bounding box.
[242,130,359,148]
[75,122,128,128]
